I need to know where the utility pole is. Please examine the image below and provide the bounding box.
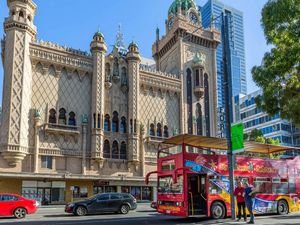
[221,12,236,220]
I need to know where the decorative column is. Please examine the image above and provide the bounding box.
[81,114,88,175]
[33,109,42,173]
[1,0,37,167]
[90,31,107,170]
[126,41,141,172]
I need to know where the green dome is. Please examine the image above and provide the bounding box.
[93,31,104,39]
[128,41,138,49]
[168,0,197,15]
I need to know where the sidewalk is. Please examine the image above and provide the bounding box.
[196,213,300,225]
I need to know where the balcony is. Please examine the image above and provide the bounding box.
[44,123,80,136]
[194,85,205,99]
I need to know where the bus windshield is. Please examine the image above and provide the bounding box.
[158,145,182,158]
[158,175,183,194]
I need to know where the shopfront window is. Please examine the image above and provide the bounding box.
[131,186,141,200]
[121,186,130,193]
[142,187,152,201]
[73,186,88,198]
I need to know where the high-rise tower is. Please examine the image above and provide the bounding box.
[201,0,247,108]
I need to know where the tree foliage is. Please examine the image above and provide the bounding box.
[252,0,300,126]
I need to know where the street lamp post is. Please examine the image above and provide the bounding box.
[221,12,236,220]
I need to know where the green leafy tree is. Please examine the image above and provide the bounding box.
[249,128,263,141]
[252,0,300,126]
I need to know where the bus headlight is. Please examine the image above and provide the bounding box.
[175,202,183,206]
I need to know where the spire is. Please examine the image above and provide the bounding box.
[115,24,125,49]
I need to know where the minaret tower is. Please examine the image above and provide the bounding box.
[90,31,107,169]
[0,0,37,167]
[126,41,141,172]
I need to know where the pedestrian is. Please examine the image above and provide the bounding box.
[234,180,246,222]
[244,182,256,224]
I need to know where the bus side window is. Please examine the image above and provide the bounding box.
[253,177,272,194]
[289,177,296,193]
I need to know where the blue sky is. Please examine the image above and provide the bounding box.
[0,0,269,103]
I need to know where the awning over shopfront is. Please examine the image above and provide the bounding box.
[162,134,298,154]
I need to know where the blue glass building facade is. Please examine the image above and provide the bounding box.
[201,0,247,108]
[234,90,300,151]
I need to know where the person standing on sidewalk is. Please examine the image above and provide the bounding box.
[244,182,256,224]
[234,180,246,222]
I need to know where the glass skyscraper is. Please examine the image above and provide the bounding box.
[201,0,247,108]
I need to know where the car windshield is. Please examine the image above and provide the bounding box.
[158,175,183,194]
[86,194,98,201]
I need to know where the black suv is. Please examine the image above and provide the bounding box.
[65,193,137,216]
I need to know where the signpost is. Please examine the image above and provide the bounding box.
[231,123,244,154]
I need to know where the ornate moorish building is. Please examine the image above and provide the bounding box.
[0,0,220,204]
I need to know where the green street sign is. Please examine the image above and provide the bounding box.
[231,123,244,154]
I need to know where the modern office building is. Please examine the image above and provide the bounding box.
[201,0,247,108]
[0,0,220,204]
[234,90,300,153]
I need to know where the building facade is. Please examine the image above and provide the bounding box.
[201,0,246,109]
[234,90,300,155]
[0,0,220,204]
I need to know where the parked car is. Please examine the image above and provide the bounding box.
[65,193,137,216]
[150,201,157,209]
[0,193,38,219]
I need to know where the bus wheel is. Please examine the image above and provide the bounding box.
[211,202,225,219]
[277,200,288,215]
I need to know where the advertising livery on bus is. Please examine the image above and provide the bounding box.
[146,134,300,219]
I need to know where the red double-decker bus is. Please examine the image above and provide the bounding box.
[146,134,300,219]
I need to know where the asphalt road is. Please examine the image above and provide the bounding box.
[1,204,300,225]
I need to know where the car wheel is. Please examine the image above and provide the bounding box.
[210,202,225,219]
[277,200,288,215]
[75,206,87,216]
[120,204,130,214]
[14,208,27,219]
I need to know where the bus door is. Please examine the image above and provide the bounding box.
[188,174,207,216]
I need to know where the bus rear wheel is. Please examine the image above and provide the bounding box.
[211,202,225,219]
[277,200,288,215]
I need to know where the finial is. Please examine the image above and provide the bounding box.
[115,24,125,48]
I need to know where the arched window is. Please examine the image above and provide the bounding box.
[112,141,119,159]
[130,119,133,133]
[157,123,162,137]
[104,114,110,131]
[103,140,110,158]
[19,11,24,17]
[186,69,193,134]
[49,109,56,124]
[121,67,127,85]
[93,113,96,128]
[68,111,76,126]
[120,117,127,133]
[204,73,210,136]
[196,103,203,135]
[48,65,56,76]
[200,69,204,87]
[112,111,119,132]
[150,123,155,136]
[105,63,111,82]
[164,126,169,137]
[113,57,119,77]
[195,69,200,86]
[120,142,127,160]
[36,62,43,74]
[58,108,66,125]
[27,15,31,22]
[97,114,101,128]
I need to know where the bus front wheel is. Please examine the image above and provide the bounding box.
[210,202,226,219]
[277,200,288,215]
